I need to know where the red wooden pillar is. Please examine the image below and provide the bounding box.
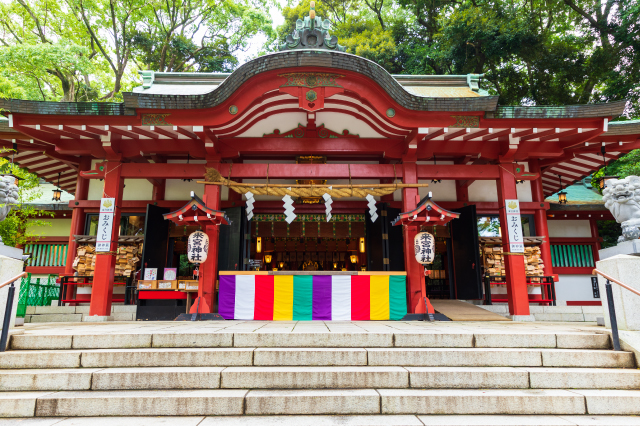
[192,166,222,314]
[152,180,165,201]
[89,162,124,317]
[528,159,554,277]
[496,163,530,317]
[455,182,469,203]
[402,162,422,313]
[64,158,91,303]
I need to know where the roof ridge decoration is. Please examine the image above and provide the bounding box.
[280,1,345,52]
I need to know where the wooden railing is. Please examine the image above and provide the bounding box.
[24,243,68,267]
[550,238,599,274]
[24,237,68,273]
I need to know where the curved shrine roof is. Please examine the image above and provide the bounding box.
[0,17,637,199]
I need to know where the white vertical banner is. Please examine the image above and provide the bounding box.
[96,198,115,252]
[504,199,524,253]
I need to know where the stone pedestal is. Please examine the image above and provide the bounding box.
[0,254,24,350]
[599,239,640,260]
[596,254,640,331]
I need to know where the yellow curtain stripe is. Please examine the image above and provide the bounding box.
[273,275,294,320]
[369,275,390,320]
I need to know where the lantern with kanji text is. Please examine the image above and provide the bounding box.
[187,230,209,264]
[414,232,435,264]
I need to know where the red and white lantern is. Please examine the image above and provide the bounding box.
[187,230,209,264]
[414,232,435,264]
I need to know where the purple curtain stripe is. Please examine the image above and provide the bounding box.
[218,275,236,319]
[312,275,332,320]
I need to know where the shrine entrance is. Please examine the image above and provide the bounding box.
[249,213,367,273]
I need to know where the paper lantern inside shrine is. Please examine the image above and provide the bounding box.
[187,230,209,264]
[414,232,435,264]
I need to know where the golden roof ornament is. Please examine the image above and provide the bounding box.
[280,1,345,51]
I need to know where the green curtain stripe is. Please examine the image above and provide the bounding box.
[389,275,407,320]
[292,275,313,321]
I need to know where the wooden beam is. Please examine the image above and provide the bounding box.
[443,128,469,141]
[78,162,539,181]
[463,129,490,141]
[84,125,109,136]
[422,128,446,141]
[130,126,159,139]
[108,126,139,139]
[59,126,105,139]
[174,126,198,140]
[38,125,81,140]
[152,126,181,139]
[521,128,556,142]
[483,128,512,141]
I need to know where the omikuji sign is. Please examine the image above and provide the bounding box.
[505,199,524,253]
[96,198,115,252]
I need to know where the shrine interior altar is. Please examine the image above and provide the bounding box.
[218,271,407,321]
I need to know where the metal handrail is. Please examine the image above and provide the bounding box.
[0,272,27,290]
[592,269,640,297]
[1,272,28,352]
[592,268,640,352]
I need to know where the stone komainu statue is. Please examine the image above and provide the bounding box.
[603,176,640,242]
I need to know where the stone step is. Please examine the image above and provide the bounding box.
[33,390,248,417]
[9,332,612,350]
[80,348,254,368]
[0,369,98,391]
[91,367,224,390]
[0,350,82,369]
[253,348,368,366]
[2,389,640,417]
[3,415,640,425]
[378,389,583,415]
[25,314,83,323]
[1,348,634,369]
[167,415,640,426]
[415,416,640,425]
[221,367,409,389]
[367,348,635,368]
[3,366,639,392]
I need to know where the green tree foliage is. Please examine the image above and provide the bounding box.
[0,153,53,247]
[278,0,640,117]
[591,149,640,193]
[0,0,274,101]
[0,43,95,101]
[597,220,622,249]
[131,0,275,73]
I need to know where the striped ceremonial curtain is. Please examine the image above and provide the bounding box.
[219,275,407,321]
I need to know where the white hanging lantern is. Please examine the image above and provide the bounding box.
[187,230,209,264]
[414,232,435,264]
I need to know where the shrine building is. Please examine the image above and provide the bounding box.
[2,8,639,321]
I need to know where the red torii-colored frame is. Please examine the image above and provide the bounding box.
[392,194,461,316]
[163,192,231,314]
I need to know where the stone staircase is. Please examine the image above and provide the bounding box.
[1,328,640,424]
[24,305,137,323]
